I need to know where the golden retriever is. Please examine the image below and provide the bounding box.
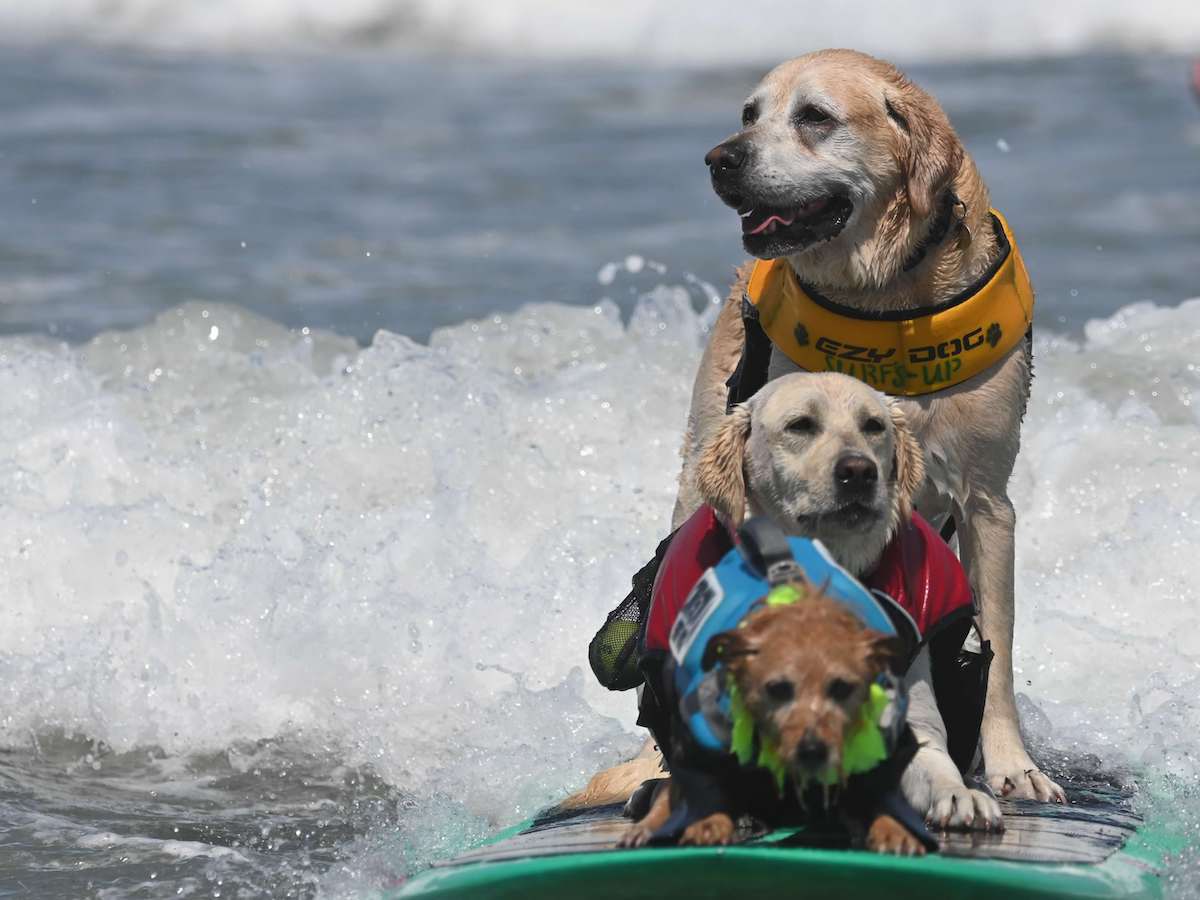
[675,49,1060,802]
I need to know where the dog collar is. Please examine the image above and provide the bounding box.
[744,209,1034,396]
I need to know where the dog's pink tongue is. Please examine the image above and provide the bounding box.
[748,213,795,235]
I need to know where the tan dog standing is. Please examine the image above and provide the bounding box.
[676,49,1060,803]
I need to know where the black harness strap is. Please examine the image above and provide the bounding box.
[900,189,962,273]
[939,517,957,543]
[737,517,803,585]
[726,296,774,412]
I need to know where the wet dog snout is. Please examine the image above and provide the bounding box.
[794,733,829,769]
[834,453,878,495]
[705,140,747,174]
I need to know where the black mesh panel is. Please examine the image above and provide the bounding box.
[588,530,675,691]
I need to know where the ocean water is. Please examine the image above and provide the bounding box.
[2,4,1200,898]
[2,41,1198,345]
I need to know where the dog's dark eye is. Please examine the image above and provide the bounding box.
[764,678,795,703]
[827,678,857,701]
[786,415,817,435]
[794,104,832,127]
[862,417,885,435]
[741,103,758,127]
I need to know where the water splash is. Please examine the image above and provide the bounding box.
[3,291,1200,894]
[3,1,1200,61]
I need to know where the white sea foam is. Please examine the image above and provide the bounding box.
[2,290,1200,890]
[0,291,702,872]
[3,0,1200,62]
[77,831,248,862]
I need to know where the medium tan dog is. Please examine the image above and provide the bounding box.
[702,373,1001,830]
[573,373,1002,831]
[676,49,1061,803]
[619,593,925,856]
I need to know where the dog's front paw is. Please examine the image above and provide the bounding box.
[925,781,1004,832]
[866,814,926,856]
[679,813,735,846]
[617,822,656,849]
[986,764,1066,804]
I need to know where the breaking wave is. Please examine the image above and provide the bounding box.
[3,0,1200,62]
[3,287,1200,891]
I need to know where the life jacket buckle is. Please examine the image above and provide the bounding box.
[765,559,806,587]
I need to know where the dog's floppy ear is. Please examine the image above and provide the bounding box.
[887,398,925,522]
[696,403,752,527]
[866,631,908,675]
[701,628,754,671]
[885,80,963,220]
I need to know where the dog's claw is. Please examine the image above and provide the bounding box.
[867,814,926,856]
[618,825,654,849]
[986,767,1066,804]
[679,813,735,847]
[923,783,1003,833]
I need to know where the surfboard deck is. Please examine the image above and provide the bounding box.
[392,780,1172,899]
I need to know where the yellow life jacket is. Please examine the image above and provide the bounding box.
[744,210,1034,396]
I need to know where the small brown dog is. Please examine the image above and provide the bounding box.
[620,586,930,855]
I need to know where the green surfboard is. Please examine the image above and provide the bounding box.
[392,781,1174,899]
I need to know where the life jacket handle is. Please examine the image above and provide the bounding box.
[737,518,807,587]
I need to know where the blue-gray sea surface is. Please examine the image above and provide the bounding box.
[1,46,1196,344]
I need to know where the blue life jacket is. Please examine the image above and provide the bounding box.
[668,518,907,759]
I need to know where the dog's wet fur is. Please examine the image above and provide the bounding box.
[677,49,1061,803]
[569,373,1004,835]
[695,372,924,577]
[619,590,924,855]
[570,47,1057,833]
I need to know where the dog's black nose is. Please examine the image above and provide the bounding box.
[834,454,878,492]
[705,141,746,173]
[794,734,829,768]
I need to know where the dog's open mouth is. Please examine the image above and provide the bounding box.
[798,501,878,530]
[736,194,853,257]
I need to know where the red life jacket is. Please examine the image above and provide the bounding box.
[644,506,974,658]
[644,506,734,655]
[864,511,976,641]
